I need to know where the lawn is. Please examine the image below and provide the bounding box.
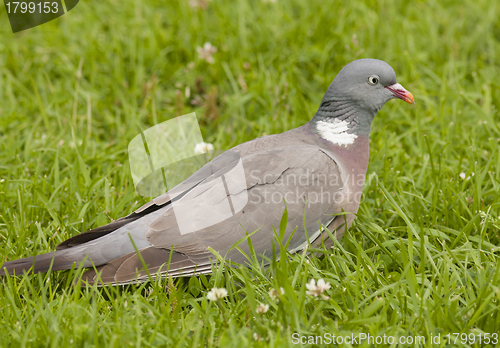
[0,0,499,346]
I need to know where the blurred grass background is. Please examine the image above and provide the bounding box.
[0,0,499,346]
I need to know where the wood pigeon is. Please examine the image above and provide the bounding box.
[0,59,414,285]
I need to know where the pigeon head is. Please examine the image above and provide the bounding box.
[313,59,414,142]
[327,59,414,110]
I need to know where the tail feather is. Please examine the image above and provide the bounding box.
[0,251,77,276]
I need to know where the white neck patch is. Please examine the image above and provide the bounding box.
[316,119,357,146]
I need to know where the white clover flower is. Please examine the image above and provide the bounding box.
[189,0,211,10]
[197,42,217,64]
[459,172,466,180]
[269,287,284,302]
[306,278,331,300]
[256,303,269,314]
[194,142,214,155]
[206,287,228,301]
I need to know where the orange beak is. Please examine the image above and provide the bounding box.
[386,83,415,104]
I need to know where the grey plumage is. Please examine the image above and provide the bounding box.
[0,59,414,285]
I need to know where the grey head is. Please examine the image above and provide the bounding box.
[312,59,414,140]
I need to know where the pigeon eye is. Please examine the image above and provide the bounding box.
[368,76,379,85]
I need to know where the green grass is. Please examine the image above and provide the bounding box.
[1,0,500,346]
